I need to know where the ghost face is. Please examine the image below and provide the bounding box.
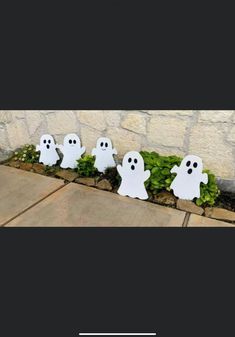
[180,155,203,176]
[63,134,81,149]
[40,134,56,150]
[96,137,112,152]
[122,151,144,175]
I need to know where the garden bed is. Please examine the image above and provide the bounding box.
[2,144,235,224]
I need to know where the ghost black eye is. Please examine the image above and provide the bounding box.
[43,140,46,144]
[73,140,76,144]
[48,140,51,144]
[128,158,132,163]
[193,162,198,168]
[105,142,108,147]
[69,140,72,144]
[134,158,138,164]
[186,161,191,167]
[100,142,104,147]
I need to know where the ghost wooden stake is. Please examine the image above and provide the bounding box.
[58,133,85,169]
[92,137,117,173]
[117,151,150,200]
[36,134,60,166]
[170,155,208,200]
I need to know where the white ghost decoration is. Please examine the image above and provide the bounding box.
[170,155,208,200]
[91,137,117,173]
[117,151,150,200]
[58,133,86,169]
[36,134,60,166]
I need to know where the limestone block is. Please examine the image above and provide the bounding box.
[0,126,9,149]
[25,111,44,136]
[147,116,188,147]
[79,111,106,131]
[198,110,233,123]
[0,111,12,123]
[189,124,234,178]
[105,111,121,127]
[11,111,25,119]
[6,119,31,149]
[121,113,146,134]
[107,127,141,155]
[147,110,194,116]
[46,111,77,134]
[80,126,102,154]
[227,125,235,143]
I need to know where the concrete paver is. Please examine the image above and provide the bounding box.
[2,166,233,228]
[187,214,235,227]
[5,183,186,227]
[0,166,64,226]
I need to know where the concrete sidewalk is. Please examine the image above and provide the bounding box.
[0,166,233,227]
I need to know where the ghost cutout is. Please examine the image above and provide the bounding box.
[36,134,60,166]
[170,155,208,200]
[91,137,117,173]
[58,133,86,169]
[117,151,150,200]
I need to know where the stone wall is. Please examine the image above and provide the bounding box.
[0,110,235,179]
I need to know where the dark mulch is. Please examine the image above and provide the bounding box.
[216,192,235,212]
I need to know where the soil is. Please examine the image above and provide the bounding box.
[216,192,235,212]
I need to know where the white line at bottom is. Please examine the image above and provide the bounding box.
[79,333,156,336]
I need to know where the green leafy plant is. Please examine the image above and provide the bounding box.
[140,151,220,206]
[13,144,39,164]
[76,155,98,177]
[140,151,182,192]
[196,170,220,206]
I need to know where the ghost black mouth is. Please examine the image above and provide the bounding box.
[131,165,135,170]
[187,168,192,174]
[46,144,50,149]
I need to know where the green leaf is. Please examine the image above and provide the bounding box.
[141,151,219,206]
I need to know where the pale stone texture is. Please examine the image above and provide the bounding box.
[79,110,106,131]
[121,113,146,134]
[1,110,235,180]
[0,126,9,149]
[147,110,194,116]
[25,111,43,136]
[227,125,235,143]
[187,214,234,227]
[143,145,185,158]
[80,126,102,154]
[6,119,31,149]
[152,147,186,158]
[107,127,142,155]
[105,110,121,127]
[47,111,78,134]
[199,111,234,123]
[10,111,25,119]
[0,111,12,123]
[189,123,234,178]
[147,116,188,147]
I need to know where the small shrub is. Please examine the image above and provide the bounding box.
[140,151,182,192]
[13,144,39,164]
[140,151,220,206]
[76,155,98,177]
[196,170,220,206]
